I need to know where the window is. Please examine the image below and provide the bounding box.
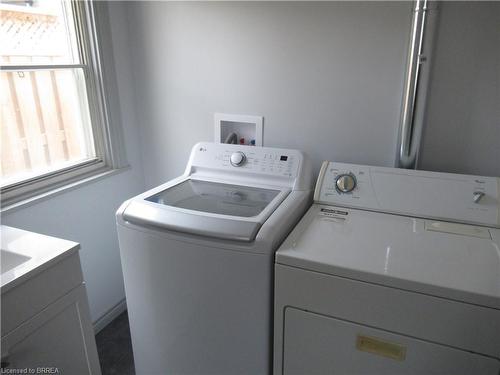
[1,0,126,208]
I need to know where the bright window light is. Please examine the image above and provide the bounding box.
[1,0,97,187]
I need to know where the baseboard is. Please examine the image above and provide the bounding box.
[93,298,127,334]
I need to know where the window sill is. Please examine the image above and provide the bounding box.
[1,165,130,215]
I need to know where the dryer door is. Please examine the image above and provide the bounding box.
[282,307,500,375]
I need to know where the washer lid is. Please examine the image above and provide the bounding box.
[276,205,500,309]
[146,179,280,218]
[122,178,290,242]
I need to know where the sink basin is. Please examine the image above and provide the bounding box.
[1,225,79,292]
[1,249,31,274]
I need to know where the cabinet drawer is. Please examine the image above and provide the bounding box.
[1,284,100,375]
[1,253,83,335]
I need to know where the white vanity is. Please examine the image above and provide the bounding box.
[1,226,101,374]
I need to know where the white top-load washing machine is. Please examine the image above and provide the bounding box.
[274,162,500,375]
[116,142,312,375]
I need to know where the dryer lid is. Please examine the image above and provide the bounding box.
[276,205,500,309]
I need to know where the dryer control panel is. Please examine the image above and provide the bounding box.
[314,161,500,228]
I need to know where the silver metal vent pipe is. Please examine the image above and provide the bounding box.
[397,0,438,169]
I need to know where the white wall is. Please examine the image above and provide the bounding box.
[1,2,144,323]
[127,1,413,186]
[418,1,500,177]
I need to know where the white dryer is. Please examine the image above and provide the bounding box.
[274,162,500,375]
[117,142,312,375]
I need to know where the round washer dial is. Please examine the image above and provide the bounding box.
[336,173,357,193]
[230,152,246,167]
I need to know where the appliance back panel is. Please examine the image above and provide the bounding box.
[314,162,500,227]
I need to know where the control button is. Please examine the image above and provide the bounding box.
[335,173,357,193]
[473,191,485,203]
[230,152,246,167]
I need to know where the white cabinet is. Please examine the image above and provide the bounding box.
[1,227,100,375]
[2,285,100,374]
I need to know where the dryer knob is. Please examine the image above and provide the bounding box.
[336,173,356,193]
[230,152,246,167]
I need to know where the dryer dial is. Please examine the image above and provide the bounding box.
[336,173,356,193]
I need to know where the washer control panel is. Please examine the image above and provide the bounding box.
[314,161,500,228]
[190,142,302,179]
[220,149,297,177]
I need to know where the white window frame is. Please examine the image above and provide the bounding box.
[1,0,127,209]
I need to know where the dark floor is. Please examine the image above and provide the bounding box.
[96,311,135,375]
